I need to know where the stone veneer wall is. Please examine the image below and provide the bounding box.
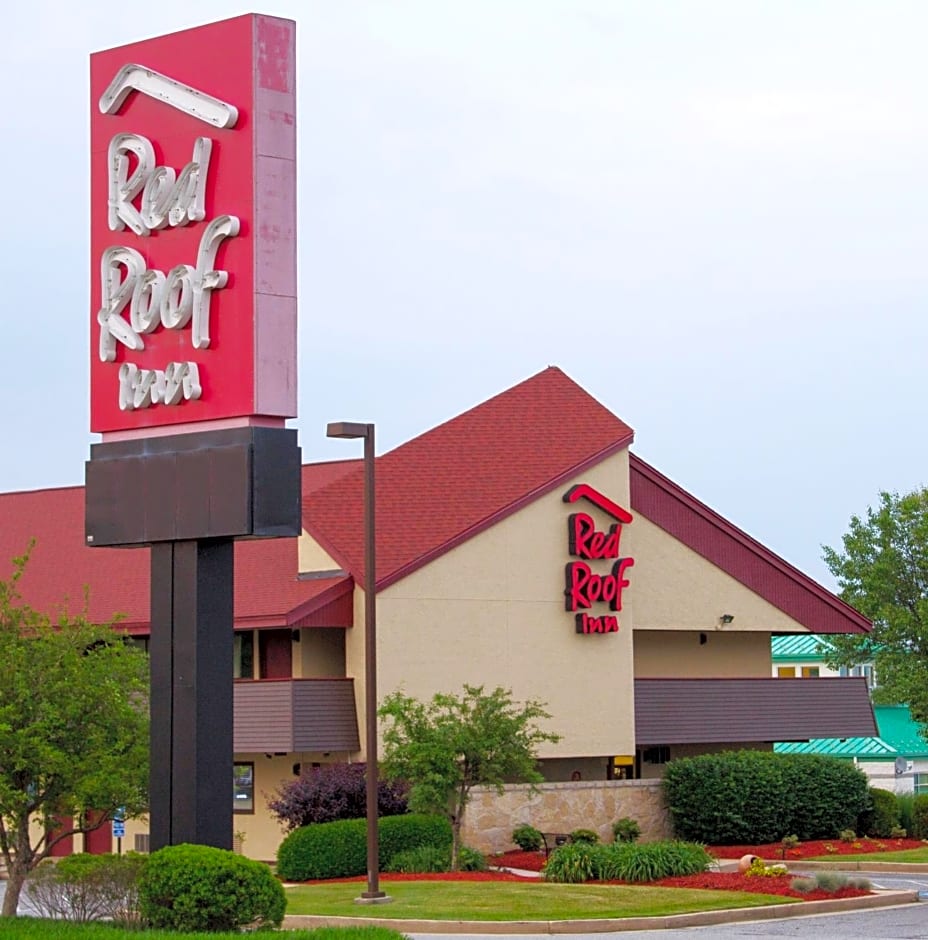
[461,779,672,854]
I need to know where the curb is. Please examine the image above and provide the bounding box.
[283,888,917,934]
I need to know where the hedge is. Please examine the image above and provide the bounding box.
[663,750,869,844]
[276,813,452,881]
[139,843,285,932]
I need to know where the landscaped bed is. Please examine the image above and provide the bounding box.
[708,837,927,860]
[487,849,873,901]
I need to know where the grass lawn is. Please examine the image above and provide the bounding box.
[284,880,796,921]
[806,847,928,863]
[0,922,404,940]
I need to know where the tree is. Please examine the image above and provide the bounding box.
[0,549,149,916]
[267,762,408,831]
[822,487,928,732]
[378,684,560,870]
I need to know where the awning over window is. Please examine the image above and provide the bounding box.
[634,677,877,746]
[233,678,360,753]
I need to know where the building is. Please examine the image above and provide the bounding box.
[771,633,876,690]
[777,705,928,796]
[771,636,927,793]
[1,367,877,859]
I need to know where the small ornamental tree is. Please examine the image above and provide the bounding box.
[0,548,149,916]
[267,762,408,830]
[379,684,560,870]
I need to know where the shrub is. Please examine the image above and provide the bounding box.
[780,834,800,850]
[745,858,788,877]
[913,794,928,839]
[139,843,285,932]
[384,843,486,874]
[542,842,601,883]
[897,793,914,836]
[458,846,488,871]
[663,751,869,843]
[277,813,452,881]
[26,853,146,924]
[840,828,856,842]
[612,817,641,843]
[570,828,599,844]
[608,841,711,883]
[814,870,849,893]
[511,824,544,852]
[384,845,449,873]
[858,787,899,838]
[544,840,711,884]
[790,876,817,893]
[268,762,409,831]
[891,825,908,838]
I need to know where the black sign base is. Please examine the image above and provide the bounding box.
[85,426,301,853]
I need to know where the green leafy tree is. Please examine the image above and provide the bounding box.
[378,684,559,870]
[0,549,149,916]
[823,488,928,731]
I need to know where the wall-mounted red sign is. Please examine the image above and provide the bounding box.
[563,484,634,635]
[89,14,297,435]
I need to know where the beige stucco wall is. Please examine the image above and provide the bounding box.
[634,630,772,678]
[628,513,811,633]
[360,452,637,761]
[295,628,346,678]
[297,530,340,574]
[462,780,671,853]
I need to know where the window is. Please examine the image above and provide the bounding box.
[777,667,796,678]
[642,746,670,764]
[233,763,254,813]
[234,632,254,679]
[839,664,876,690]
[801,667,820,678]
[915,774,928,796]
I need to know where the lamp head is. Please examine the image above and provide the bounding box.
[326,421,371,440]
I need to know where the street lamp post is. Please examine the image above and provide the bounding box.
[326,421,388,903]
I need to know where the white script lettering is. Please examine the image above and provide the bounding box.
[108,133,212,236]
[118,361,202,411]
[97,214,240,361]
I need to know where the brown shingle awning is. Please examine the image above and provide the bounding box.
[234,679,360,753]
[634,677,877,746]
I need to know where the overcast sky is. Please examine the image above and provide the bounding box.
[2,1,926,588]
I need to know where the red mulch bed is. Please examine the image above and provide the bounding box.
[489,850,548,872]
[650,872,868,901]
[486,850,874,900]
[709,837,925,859]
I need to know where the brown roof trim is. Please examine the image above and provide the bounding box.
[377,433,634,591]
[629,455,871,635]
[289,577,355,628]
[111,577,355,636]
[634,677,877,745]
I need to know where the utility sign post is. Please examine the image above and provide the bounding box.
[85,15,301,852]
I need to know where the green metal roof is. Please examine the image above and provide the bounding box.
[774,737,897,759]
[872,705,928,757]
[775,705,928,760]
[771,634,834,662]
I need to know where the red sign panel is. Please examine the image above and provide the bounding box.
[562,484,635,635]
[89,14,297,434]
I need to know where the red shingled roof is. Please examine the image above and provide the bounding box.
[302,366,636,588]
[0,486,348,634]
[0,365,869,639]
[629,456,871,634]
